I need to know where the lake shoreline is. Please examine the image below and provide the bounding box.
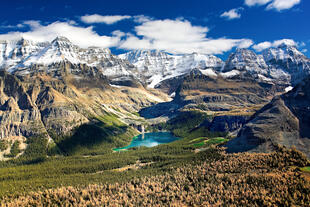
[113,132,179,152]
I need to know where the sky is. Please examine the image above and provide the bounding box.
[0,0,309,59]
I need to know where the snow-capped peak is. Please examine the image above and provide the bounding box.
[22,36,80,66]
[261,42,310,85]
[263,43,305,62]
[223,48,267,72]
[119,49,224,88]
[221,44,310,85]
[0,36,309,89]
[51,36,71,43]
[0,37,44,70]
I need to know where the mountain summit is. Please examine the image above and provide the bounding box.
[119,50,224,87]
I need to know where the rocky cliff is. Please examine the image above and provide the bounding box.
[226,76,310,157]
[0,70,169,158]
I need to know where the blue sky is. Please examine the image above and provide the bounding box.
[0,0,309,59]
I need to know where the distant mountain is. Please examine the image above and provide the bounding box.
[262,43,310,85]
[1,37,310,90]
[223,44,310,85]
[226,76,310,157]
[0,37,134,78]
[119,50,224,88]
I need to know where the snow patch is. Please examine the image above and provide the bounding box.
[220,70,240,78]
[285,86,293,92]
[199,69,217,77]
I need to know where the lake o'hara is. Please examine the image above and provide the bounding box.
[113,132,179,151]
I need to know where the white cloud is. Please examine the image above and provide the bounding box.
[133,15,153,23]
[0,23,24,29]
[119,19,253,54]
[273,39,296,47]
[0,21,123,48]
[135,19,209,43]
[252,41,273,51]
[220,8,243,20]
[81,14,131,24]
[68,20,77,25]
[253,39,297,51]
[238,39,255,48]
[245,0,300,11]
[23,20,41,29]
[266,0,301,11]
[245,0,272,6]
[0,18,254,55]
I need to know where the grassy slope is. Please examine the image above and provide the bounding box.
[301,166,310,172]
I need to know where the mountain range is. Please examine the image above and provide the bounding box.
[1,36,310,159]
[1,37,310,91]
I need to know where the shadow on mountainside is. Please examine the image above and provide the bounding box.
[139,86,189,119]
[138,99,186,119]
[51,120,129,156]
[225,76,310,158]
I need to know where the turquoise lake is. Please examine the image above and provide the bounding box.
[113,132,179,151]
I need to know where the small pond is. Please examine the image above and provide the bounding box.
[113,132,179,151]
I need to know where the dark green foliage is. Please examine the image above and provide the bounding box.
[0,140,8,151]
[53,124,128,155]
[0,109,306,204]
[1,136,49,165]
[23,136,48,158]
[164,110,227,139]
[0,128,224,198]
[49,114,134,156]
[5,141,21,158]
[167,110,209,130]
[18,136,48,164]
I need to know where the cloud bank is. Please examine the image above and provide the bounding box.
[245,0,301,11]
[266,0,301,11]
[253,39,297,51]
[0,17,255,55]
[81,14,131,24]
[119,19,253,54]
[0,21,122,48]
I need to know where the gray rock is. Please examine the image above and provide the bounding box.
[226,77,310,157]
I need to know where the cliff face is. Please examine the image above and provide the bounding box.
[0,71,169,146]
[226,77,310,157]
[150,69,285,117]
[0,72,47,139]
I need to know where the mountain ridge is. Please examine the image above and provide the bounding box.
[1,37,309,90]
[226,76,310,157]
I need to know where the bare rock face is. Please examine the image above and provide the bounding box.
[208,115,249,132]
[155,70,285,115]
[0,72,87,139]
[0,72,46,139]
[0,71,169,143]
[226,77,310,157]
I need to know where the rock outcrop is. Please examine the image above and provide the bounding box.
[0,71,169,143]
[226,76,310,157]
